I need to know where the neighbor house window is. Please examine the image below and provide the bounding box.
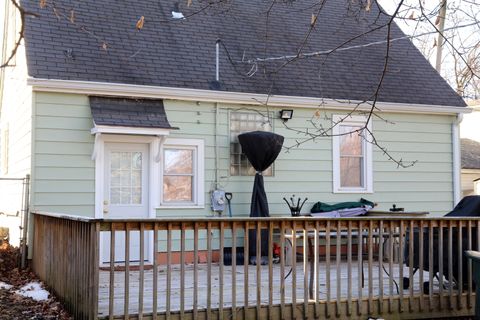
[161,139,204,206]
[230,111,272,176]
[1,125,9,175]
[332,115,372,193]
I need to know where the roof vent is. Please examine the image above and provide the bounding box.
[172,3,185,19]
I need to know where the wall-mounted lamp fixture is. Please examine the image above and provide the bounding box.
[279,109,294,122]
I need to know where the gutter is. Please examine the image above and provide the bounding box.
[452,113,463,207]
[27,78,472,115]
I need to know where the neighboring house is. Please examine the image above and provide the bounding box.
[461,138,480,196]
[0,0,469,262]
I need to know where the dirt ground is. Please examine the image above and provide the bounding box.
[0,243,71,320]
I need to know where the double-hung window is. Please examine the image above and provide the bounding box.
[161,138,204,207]
[332,115,372,193]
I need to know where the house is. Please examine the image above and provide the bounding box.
[461,138,480,196]
[0,0,469,265]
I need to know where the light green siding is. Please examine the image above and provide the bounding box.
[31,93,95,216]
[30,93,455,219]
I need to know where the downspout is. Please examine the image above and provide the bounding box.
[452,113,463,207]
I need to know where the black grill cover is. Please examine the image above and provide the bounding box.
[238,131,284,261]
[445,195,480,217]
[404,196,480,286]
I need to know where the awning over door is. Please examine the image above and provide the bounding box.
[89,96,178,160]
[89,96,178,133]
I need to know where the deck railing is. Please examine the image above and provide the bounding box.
[32,212,479,319]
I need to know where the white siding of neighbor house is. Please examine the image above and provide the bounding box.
[31,93,455,223]
[0,6,33,246]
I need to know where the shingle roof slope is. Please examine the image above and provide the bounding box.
[462,139,480,169]
[90,96,176,129]
[21,0,466,107]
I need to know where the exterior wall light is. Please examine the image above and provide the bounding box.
[280,109,294,122]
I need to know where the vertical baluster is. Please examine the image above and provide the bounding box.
[166,224,172,320]
[358,220,363,316]
[232,222,237,320]
[303,222,309,318]
[207,222,212,320]
[292,221,297,320]
[180,223,186,319]
[468,220,473,309]
[325,220,331,318]
[109,227,115,320]
[336,220,341,318]
[399,220,404,313]
[457,221,463,310]
[408,220,414,312]
[152,223,158,320]
[124,224,130,320]
[268,221,274,320]
[368,220,373,315]
[314,221,320,319]
[139,223,145,319]
[280,221,286,319]
[347,220,352,317]
[388,221,393,314]
[448,220,453,310]
[244,221,249,320]
[194,223,199,319]
[256,221,261,320]
[378,220,384,314]
[419,220,424,312]
[438,220,444,311]
[428,221,434,311]
[219,222,225,320]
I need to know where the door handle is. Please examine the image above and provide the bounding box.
[103,200,109,214]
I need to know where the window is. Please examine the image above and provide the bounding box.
[161,139,204,206]
[230,111,272,176]
[1,125,8,175]
[110,151,143,205]
[332,115,372,193]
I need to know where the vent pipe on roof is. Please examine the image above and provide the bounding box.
[216,39,220,82]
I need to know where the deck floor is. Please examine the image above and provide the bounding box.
[98,259,445,317]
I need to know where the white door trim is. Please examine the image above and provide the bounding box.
[95,134,160,265]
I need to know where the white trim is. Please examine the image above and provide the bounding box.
[452,114,463,206]
[28,78,472,115]
[95,134,158,218]
[332,115,373,194]
[91,125,172,136]
[159,138,205,208]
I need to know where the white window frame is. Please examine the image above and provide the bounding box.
[158,138,205,208]
[332,115,373,193]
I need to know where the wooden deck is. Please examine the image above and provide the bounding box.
[98,260,437,317]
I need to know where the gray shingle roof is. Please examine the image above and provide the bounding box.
[21,0,466,107]
[90,96,176,129]
[462,139,480,169]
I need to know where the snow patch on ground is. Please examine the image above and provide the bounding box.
[0,281,13,290]
[15,282,49,301]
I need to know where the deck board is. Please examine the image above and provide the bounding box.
[97,260,439,317]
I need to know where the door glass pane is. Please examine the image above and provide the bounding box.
[163,176,192,202]
[110,151,142,204]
